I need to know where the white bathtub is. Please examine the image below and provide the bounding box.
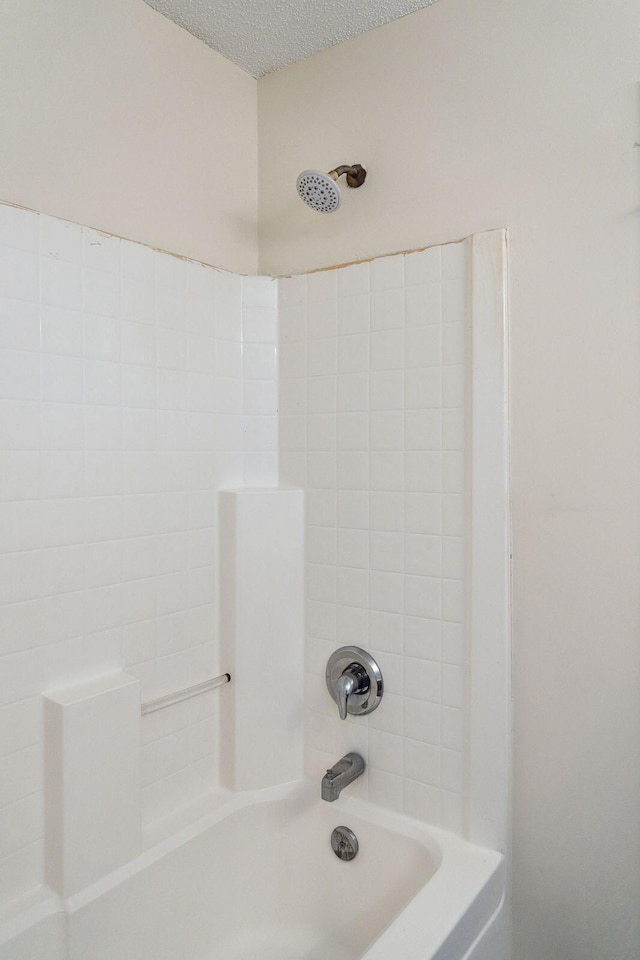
[0,782,504,960]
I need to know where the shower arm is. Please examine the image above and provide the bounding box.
[327,164,367,188]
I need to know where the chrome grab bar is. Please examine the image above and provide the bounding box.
[141,672,231,716]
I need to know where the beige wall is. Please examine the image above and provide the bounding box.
[259,2,640,958]
[0,0,257,274]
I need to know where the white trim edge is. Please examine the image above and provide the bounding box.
[466,228,512,854]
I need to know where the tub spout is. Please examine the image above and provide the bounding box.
[321,752,365,802]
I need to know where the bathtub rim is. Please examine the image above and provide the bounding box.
[66,777,501,912]
[0,777,503,960]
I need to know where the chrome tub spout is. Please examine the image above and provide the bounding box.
[321,752,365,802]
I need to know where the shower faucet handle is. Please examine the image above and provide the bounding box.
[326,646,384,720]
[334,668,358,720]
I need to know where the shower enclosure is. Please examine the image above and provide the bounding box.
[0,201,510,959]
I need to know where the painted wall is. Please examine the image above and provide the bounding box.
[258,2,640,958]
[0,0,258,274]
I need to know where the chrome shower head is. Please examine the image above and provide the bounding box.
[296,164,367,213]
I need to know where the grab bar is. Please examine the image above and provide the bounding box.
[141,672,231,716]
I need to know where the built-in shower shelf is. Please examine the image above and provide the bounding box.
[140,673,231,716]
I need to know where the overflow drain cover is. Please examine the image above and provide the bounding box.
[331,825,359,861]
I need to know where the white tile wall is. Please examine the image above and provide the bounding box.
[0,203,278,907]
[279,240,468,830]
[0,203,469,908]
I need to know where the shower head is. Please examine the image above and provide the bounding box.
[296,164,367,213]
[297,170,342,213]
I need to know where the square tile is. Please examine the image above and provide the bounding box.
[404,247,441,286]
[370,255,404,292]
[371,289,404,331]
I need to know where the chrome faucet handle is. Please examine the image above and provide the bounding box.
[335,672,356,720]
[326,647,384,720]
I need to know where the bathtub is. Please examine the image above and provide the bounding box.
[0,781,504,960]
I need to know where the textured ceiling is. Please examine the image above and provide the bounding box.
[143,0,440,78]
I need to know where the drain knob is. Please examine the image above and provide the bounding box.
[331,825,359,861]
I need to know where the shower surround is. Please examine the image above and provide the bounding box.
[0,201,509,959]
[279,243,469,831]
[0,202,278,907]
